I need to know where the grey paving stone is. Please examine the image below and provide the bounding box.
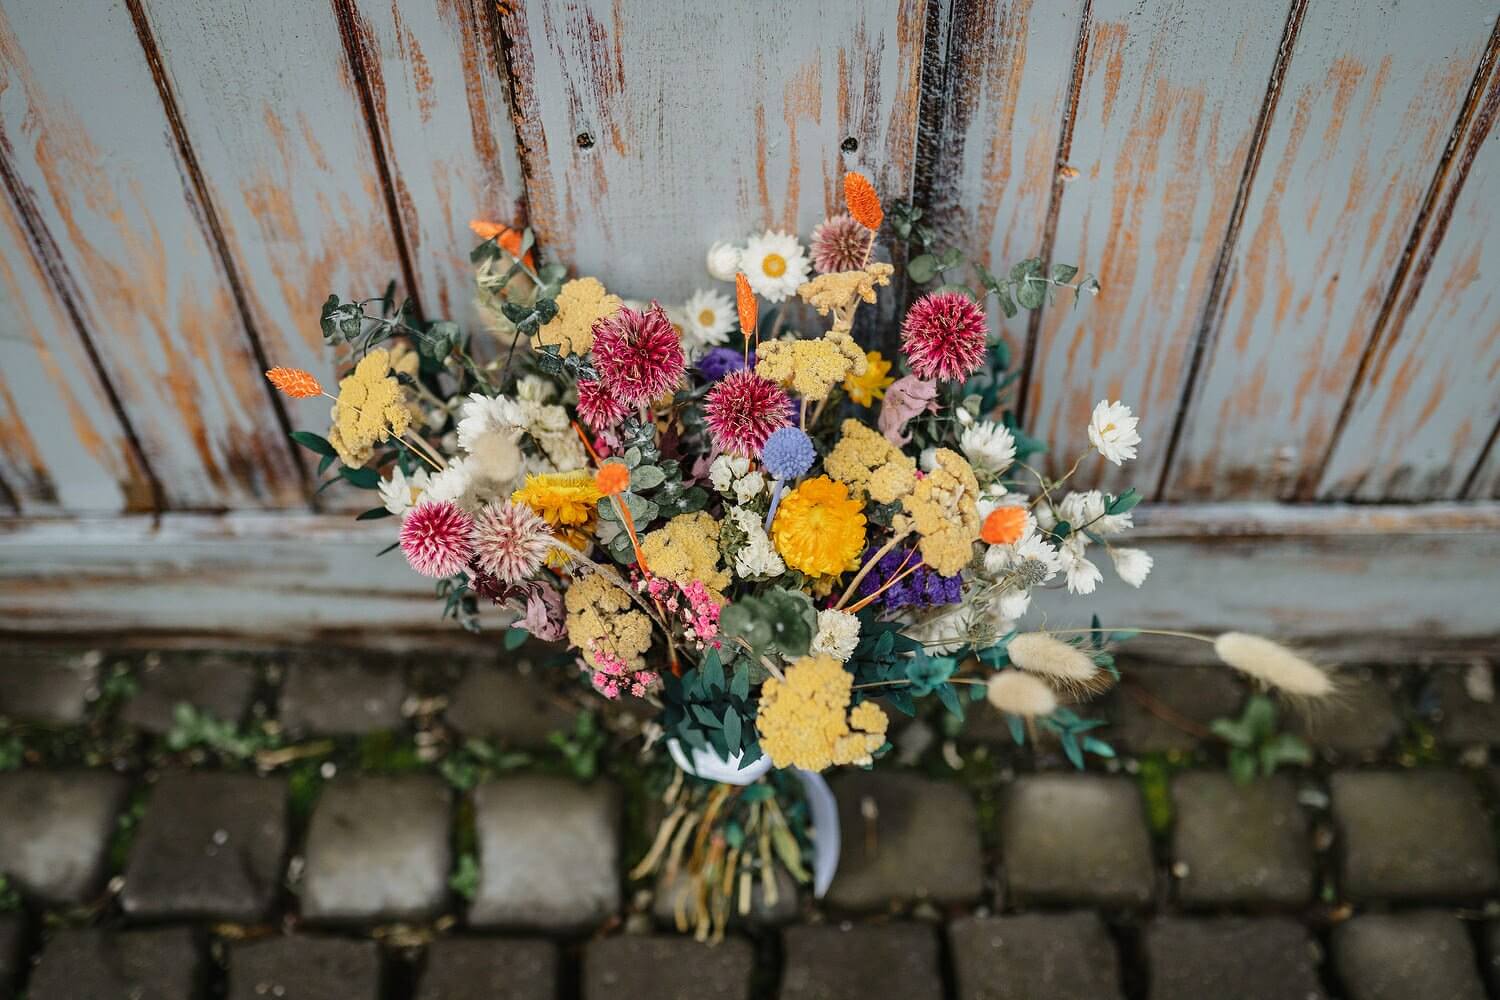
[583,935,753,1000]
[0,649,100,724]
[826,771,983,910]
[655,862,799,927]
[302,775,451,923]
[122,772,288,921]
[1146,918,1325,1000]
[444,664,575,749]
[1289,673,1402,755]
[416,938,557,1000]
[121,651,258,734]
[1109,665,1245,753]
[468,776,620,930]
[27,927,202,1000]
[1433,669,1500,746]
[949,913,1123,1000]
[781,923,944,1000]
[1330,770,1497,901]
[0,916,21,1000]
[1170,772,1313,906]
[1000,775,1154,907]
[228,937,381,1000]
[1335,912,1486,1000]
[278,654,404,735]
[0,770,129,903]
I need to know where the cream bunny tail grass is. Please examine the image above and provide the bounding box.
[986,670,1059,717]
[1213,632,1333,697]
[1007,632,1099,683]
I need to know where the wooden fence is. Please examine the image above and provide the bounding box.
[1,1,1497,645]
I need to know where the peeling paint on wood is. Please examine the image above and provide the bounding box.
[0,2,305,508]
[1166,0,1495,500]
[499,0,928,302]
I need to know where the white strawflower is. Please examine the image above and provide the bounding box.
[456,392,524,452]
[984,528,1058,585]
[994,587,1032,622]
[741,230,810,302]
[986,671,1058,717]
[1058,490,1104,528]
[1087,399,1141,466]
[706,241,742,282]
[960,421,1017,475]
[1059,536,1101,595]
[811,609,861,662]
[1109,547,1153,587]
[515,375,555,404]
[422,457,478,511]
[709,454,750,494]
[1214,633,1333,697]
[682,289,735,360]
[1007,632,1098,682]
[379,465,429,516]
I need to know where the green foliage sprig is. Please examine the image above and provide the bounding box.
[1210,695,1312,783]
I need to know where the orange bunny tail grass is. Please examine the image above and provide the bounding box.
[735,272,757,335]
[469,218,535,268]
[265,367,323,399]
[844,172,883,231]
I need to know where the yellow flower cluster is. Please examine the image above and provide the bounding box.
[770,476,866,578]
[797,263,893,334]
[843,350,895,407]
[756,655,889,771]
[901,448,981,575]
[564,570,653,671]
[534,277,621,355]
[327,348,412,468]
[755,330,866,401]
[639,512,731,600]
[823,419,916,504]
[513,470,601,556]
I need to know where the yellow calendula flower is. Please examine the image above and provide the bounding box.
[638,512,732,601]
[564,571,652,671]
[327,348,412,468]
[901,448,981,575]
[822,419,916,504]
[756,654,889,771]
[770,476,866,578]
[512,470,602,556]
[534,277,621,355]
[754,330,867,401]
[842,350,895,407]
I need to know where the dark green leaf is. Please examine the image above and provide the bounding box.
[1051,263,1079,284]
[504,627,529,651]
[722,709,741,750]
[290,431,337,457]
[906,253,939,284]
[339,466,381,489]
[356,506,393,520]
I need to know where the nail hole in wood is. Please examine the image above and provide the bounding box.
[841,136,859,153]
[576,132,595,150]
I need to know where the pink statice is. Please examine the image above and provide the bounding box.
[472,500,552,584]
[809,213,869,273]
[399,500,475,578]
[639,577,722,651]
[703,369,791,456]
[900,290,988,382]
[588,646,659,700]
[591,302,686,405]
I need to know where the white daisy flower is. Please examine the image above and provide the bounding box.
[706,241,742,282]
[681,288,735,360]
[378,465,430,516]
[1110,547,1153,587]
[741,230,810,302]
[1058,490,1105,529]
[811,609,861,662]
[1059,536,1102,595]
[960,421,1017,475]
[1087,399,1141,466]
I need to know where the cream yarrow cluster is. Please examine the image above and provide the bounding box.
[327,348,413,468]
[564,570,652,672]
[639,512,732,601]
[756,655,888,770]
[901,448,981,575]
[822,419,917,504]
[534,277,621,355]
[755,331,867,400]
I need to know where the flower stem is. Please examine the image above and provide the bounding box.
[834,530,912,610]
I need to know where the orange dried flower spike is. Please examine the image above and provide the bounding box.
[735,272,757,335]
[469,218,535,269]
[980,506,1028,546]
[265,367,323,399]
[843,172,883,231]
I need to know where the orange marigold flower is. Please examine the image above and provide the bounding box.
[735,272,757,334]
[594,462,631,496]
[843,172,883,231]
[265,367,323,399]
[469,218,535,268]
[981,506,1028,545]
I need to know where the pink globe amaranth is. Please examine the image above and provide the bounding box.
[900,290,989,382]
[399,500,476,578]
[703,369,792,457]
[809,213,869,273]
[591,301,686,405]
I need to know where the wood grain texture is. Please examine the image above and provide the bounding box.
[0,199,148,513]
[1020,0,1289,495]
[1166,1,1495,500]
[346,0,527,329]
[0,2,305,508]
[1318,37,1500,500]
[500,0,928,302]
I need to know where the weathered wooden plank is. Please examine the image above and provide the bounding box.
[344,0,527,329]
[0,198,150,513]
[1467,427,1500,499]
[1317,36,1500,500]
[0,2,306,508]
[2,505,1497,657]
[500,0,928,302]
[1019,0,1289,495]
[1165,1,1495,500]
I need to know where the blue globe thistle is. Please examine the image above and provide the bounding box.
[760,426,816,480]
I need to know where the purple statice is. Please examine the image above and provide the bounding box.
[696,346,752,382]
[855,545,962,611]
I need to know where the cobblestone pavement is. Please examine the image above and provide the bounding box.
[1,645,1499,999]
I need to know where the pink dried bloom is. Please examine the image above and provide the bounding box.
[809,213,869,273]
[591,302,686,405]
[472,500,553,584]
[521,582,566,641]
[703,369,792,456]
[900,290,988,382]
[576,376,629,431]
[679,579,721,649]
[400,500,476,578]
[587,647,659,700]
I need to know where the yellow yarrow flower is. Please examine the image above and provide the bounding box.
[564,570,652,671]
[770,476,866,578]
[639,512,732,601]
[901,448,981,575]
[842,350,895,407]
[754,330,866,401]
[822,418,916,504]
[512,470,602,557]
[756,654,889,771]
[327,348,412,468]
[534,277,621,355]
